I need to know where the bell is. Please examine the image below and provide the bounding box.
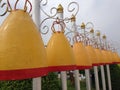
[101,50,111,64]
[46,26,76,72]
[73,42,92,70]
[85,45,99,66]
[0,10,47,80]
[94,48,104,65]
[113,52,120,64]
[108,50,114,64]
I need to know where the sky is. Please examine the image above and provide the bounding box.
[0,0,120,54]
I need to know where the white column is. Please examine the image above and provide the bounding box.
[106,65,112,90]
[71,16,80,90]
[74,70,80,90]
[60,71,67,90]
[85,69,91,90]
[57,11,67,90]
[93,66,100,90]
[100,65,106,90]
[90,32,100,90]
[98,36,106,90]
[32,0,41,90]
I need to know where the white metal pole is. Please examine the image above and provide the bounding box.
[90,31,100,90]
[60,71,67,90]
[100,65,106,90]
[71,16,80,90]
[97,35,106,90]
[93,66,100,90]
[103,36,112,90]
[82,25,91,90]
[85,69,91,90]
[74,70,80,90]
[106,65,112,90]
[32,0,41,90]
[57,8,67,90]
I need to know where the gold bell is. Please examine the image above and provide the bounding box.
[46,21,76,72]
[85,45,99,66]
[113,52,120,64]
[94,48,104,65]
[73,42,92,70]
[0,10,47,80]
[101,50,110,64]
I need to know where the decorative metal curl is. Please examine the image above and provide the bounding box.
[73,33,84,43]
[51,18,65,33]
[40,0,57,18]
[40,17,57,35]
[0,1,8,16]
[85,22,94,29]
[65,31,75,42]
[14,0,32,13]
[40,0,48,6]
[67,2,79,16]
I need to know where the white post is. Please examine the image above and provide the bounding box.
[57,5,67,90]
[93,66,100,90]
[100,65,106,90]
[60,71,67,90]
[85,69,91,90]
[98,35,106,90]
[82,24,91,90]
[90,30,100,90]
[32,0,41,90]
[106,65,112,90]
[103,35,112,90]
[71,15,80,90]
[74,70,80,90]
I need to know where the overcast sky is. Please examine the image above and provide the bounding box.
[0,0,120,53]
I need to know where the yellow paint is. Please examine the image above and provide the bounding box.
[46,32,75,67]
[85,45,98,65]
[114,52,120,63]
[94,48,104,64]
[73,42,92,66]
[0,10,47,70]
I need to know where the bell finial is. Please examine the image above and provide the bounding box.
[71,14,76,22]
[81,22,85,29]
[57,4,63,13]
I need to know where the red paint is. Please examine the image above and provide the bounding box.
[0,67,48,80]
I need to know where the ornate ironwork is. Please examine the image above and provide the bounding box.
[0,0,8,16]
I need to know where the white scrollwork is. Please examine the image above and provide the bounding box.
[67,2,79,16]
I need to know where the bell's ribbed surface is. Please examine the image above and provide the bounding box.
[0,10,47,80]
[46,32,76,72]
[73,42,92,70]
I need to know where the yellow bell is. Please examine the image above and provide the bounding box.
[106,50,112,64]
[0,10,47,80]
[94,48,104,65]
[101,50,108,64]
[46,31,76,72]
[101,50,111,64]
[85,45,99,66]
[112,52,117,64]
[73,42,92,70]
[108,50,114,64]
[114,52,120,64]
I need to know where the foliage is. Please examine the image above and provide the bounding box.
[0,79,32,90]
[42,72,61,90]
[109,64,120,90]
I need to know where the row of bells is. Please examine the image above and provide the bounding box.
[0,10,120,80]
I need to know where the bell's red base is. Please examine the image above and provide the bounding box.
[92,63,101,66]
[47,65,76,72]
[0,67,48,80]
[76,66,92,70]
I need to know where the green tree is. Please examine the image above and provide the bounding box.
[42,72,61,90]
